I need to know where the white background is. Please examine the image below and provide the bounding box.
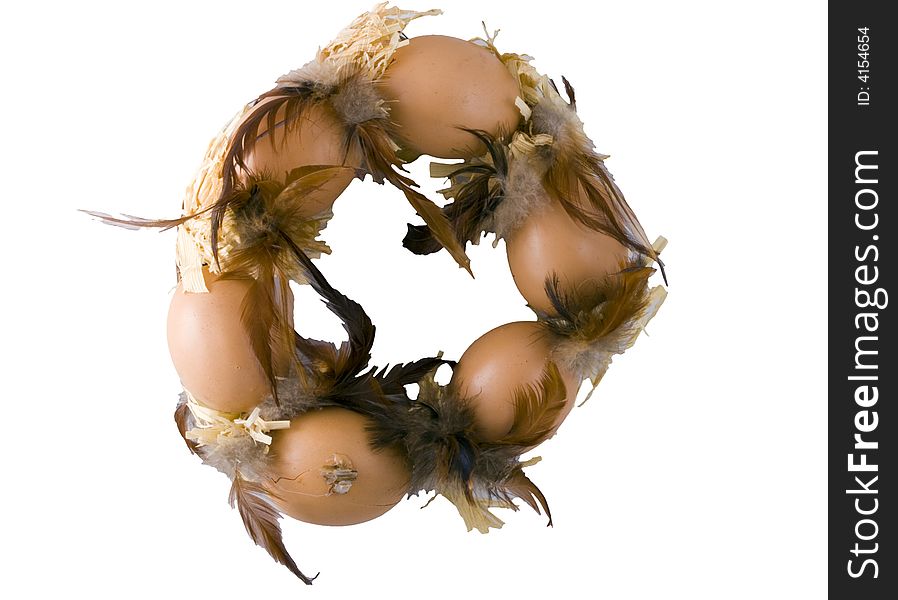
[1,1,826,598]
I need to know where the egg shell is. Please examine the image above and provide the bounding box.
[167,270,270,414]
[266,408,410,526]
[450,321,581,442]
[380,35,521,159]
[241,103,362,218]
[506,196,630,315]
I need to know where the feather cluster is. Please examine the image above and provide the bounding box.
[410,365,563,532]
[351,362,564,533]
[404,128,510,254]
[539,253,668,395]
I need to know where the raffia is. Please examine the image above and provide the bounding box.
[184,389,290,449]
[283,2,442,83]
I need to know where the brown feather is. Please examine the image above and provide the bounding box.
[268,270,300,380]
[229,472,317,585]
[217,168,338,277]
[544,151,655,262]
[213,180,280,403]
[542,264,655,343]
[402,184,473,277]
[232,271,279,404]
[79,208,213,232]
[497,362,568,448]
[78,104,343,247]
[173,399,198,455]
[351,120,473,275]
[501,467,553,526]
[215,168,360,398]
[539,261,662,391]
[532,77,664,281]
[276,164,362,209]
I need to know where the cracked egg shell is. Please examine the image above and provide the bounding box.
[380,35,522,159]
[266,408,410,526]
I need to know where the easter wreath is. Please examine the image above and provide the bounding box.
[87,3,667,584]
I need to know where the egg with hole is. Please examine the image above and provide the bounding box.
[381,35,522,159]
[241,102,362,218]
[265,408,410,526]
[167,269,272,414]
[450,321,581,442]
[506,195,630,315]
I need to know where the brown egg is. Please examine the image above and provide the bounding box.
[167,269,271,414]
[450,321,581,442]
[506,196,630,314]
[241,102,362,218]
[266,408,410,526]
[380,35,522,159]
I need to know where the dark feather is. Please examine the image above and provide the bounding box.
[561,75,576,110]
[395,367,480,496]
[318,356,453,451]
[402,128,509,255]
[276,229,375,386]
[449,434,478,494]
[229,472,317,585]
[402,223,443,255]
[291,333,341,383]
[368,357,455,399]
